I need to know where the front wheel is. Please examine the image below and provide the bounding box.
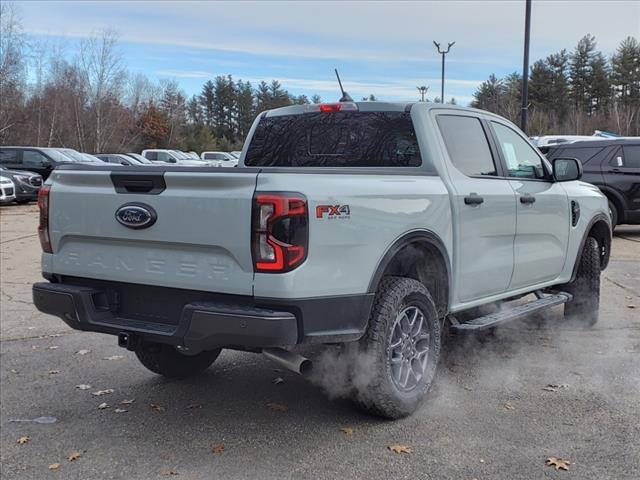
[562,237,601,326]
[135,343,221,378]
[608,200,618,227]
[353,276,441,419]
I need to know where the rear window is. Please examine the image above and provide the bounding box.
[244,112,421,167]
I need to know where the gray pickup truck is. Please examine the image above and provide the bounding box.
[33,102,611,418]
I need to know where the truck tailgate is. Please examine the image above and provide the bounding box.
[47,169,258,295]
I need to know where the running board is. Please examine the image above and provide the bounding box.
[449,292,572,334]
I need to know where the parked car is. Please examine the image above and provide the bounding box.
[545,138,640,226]
[0,146,93,180]
[54,148,103,164]
[123,153,154,164]
[0,166,42,204]
[201,151,238,167]
[33,101,611,419]
[96,153,147,166]
[0,175,16,205]
[230,151,241,159]
[141,149,211,166]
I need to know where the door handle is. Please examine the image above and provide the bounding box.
[464,195,484,205]
[520,194,536,204]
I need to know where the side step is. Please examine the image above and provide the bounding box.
[449,291,572,334]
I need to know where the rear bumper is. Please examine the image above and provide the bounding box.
[33,278,373,351]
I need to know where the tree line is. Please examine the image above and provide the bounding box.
[471,35,640,136]
[0,4,330,153]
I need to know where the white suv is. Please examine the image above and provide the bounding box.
[201,151,238,167]
[0,176,16,205]
[141,149,211,166]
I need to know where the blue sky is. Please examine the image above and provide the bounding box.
[16,0,640,105]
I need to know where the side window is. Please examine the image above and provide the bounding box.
[22,150,50,167]
[146,151,157,161]
[157,152,170,162]
[203,153,212,160]
[556,147,604,165]
[621,146,640,168]
[436,115,497,176]
[0,149,18,165]
[492,122,545,179]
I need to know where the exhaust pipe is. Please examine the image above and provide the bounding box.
[262,348,312,376]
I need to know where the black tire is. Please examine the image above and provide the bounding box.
[562,237,601,326]
[608,200,618,227]
[135,343,221,378]
[353,276,441,419]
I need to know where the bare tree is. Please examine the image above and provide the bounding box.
[0,2,26,140]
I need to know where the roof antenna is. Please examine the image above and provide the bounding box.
[334,68,353,102]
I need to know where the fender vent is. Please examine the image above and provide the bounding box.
[571,201,580,226]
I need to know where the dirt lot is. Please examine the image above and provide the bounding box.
[1,203,639,479]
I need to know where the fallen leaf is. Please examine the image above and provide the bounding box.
[340,427,354,435]
[97,402,110,410]
[388,444,413,454]
[48,463,60,470]
[543,384,569,392]
[150,404,165,412]
[211,443,225,454]
[266,402,288,412]
[75,349,91,355]
[48,370,60,375]
[503,401,514,411]
[103,355,124,361]
[91,389,114,396]
[67,451,81,461]
[114,408,127,413]
[17,436,30,444]
[546,457,570,471]
[75,384,92,390]
[160,468,178,476]
[120,399,135,405]
[272,377,285,385]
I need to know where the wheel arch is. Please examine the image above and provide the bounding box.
[368,230,451,318]
[598,185,626,222]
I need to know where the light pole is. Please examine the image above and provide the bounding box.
[433,41,455,103]
[520,0,532,133]
[416,85,429,102]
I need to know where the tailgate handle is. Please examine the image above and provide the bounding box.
[111,173,166,195]
[123,180,154,193]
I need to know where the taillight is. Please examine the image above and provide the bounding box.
[38,185,52,253]
[318,102,358,113]
[252,192,308,273]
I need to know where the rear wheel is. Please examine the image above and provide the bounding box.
[353,276,441,419]
[562,237,601,326]
[135,343,221,378]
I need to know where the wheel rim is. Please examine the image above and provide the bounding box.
[388,306,431,392]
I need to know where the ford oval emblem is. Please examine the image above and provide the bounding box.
[115,203,157,229]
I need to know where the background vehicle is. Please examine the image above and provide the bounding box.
[0,175,16,205]
[96,153,148,166]
[201,151,238,167]
[545,138,640,226]
[123,153,154,164]
[33,102,611,419]
[141,149,212,166]
[54,148,103,164]
[0,166,42,204]
[230,151,241,159]
[0,146,93,180]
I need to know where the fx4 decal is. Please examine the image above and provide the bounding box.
[316,204,351,219]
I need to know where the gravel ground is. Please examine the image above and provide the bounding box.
[1,203,638,480]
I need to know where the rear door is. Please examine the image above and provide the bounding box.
[489,121,570,289]
[48,168,259,295]
[435,113,517,302]
[604,144,640,219]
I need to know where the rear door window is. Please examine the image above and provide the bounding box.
[146,151,158,161]
[22,150,50,167]
[436,115,497,176]
[245,111,421,167]
[0,149,19,166]
[554,146,605,164]
[621,145,640,168]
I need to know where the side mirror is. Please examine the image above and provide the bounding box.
[552,157,582,182]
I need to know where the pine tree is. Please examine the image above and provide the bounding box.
[611,36,640,105]
[199,80,215,127]
[235,79,254,142]
[570,34,597,113]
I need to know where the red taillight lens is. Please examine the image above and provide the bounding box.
[38,185,52,253]
[252,192,308,273]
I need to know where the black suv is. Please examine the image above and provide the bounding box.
[545,139,640,226]
[0,166,42,203]
[0,146,87,180]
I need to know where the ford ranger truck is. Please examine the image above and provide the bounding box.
[33,102,611,419]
